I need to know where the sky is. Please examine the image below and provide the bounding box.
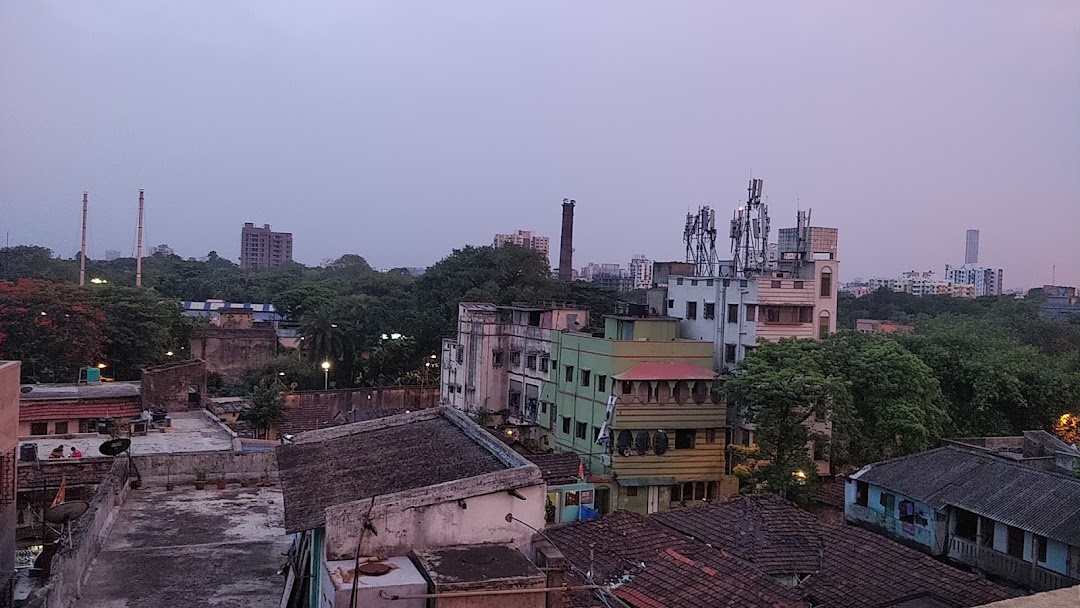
[1,1,1078,289]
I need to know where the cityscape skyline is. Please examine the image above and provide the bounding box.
[1,2,1078,289]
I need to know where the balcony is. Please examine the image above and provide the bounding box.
[947,536,1079,592]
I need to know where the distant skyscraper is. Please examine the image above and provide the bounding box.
[104,249,122,261]
[150,243,174,257]
[965,229,980,265]
[493,230,550,260]
[240,223,293,270]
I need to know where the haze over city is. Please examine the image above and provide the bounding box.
[1,1,1078,289]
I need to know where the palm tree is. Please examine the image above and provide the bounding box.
[299,309,344,365]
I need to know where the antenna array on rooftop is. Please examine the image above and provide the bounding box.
[730,178,770,278]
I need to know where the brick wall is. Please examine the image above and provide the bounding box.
[142,359,208,412]
[18,457,115,490]
[190,328,277,382]
[280,386,439,434]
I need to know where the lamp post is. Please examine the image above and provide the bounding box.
[321,361,331,391]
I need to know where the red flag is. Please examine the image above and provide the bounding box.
[51,475,67,507]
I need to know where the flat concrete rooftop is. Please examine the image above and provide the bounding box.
[77,486,289,608]
[20,411,235,460]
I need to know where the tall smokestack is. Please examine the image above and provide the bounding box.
[558,198,575,281]
[136,189,145,287]
[80,192,88,286]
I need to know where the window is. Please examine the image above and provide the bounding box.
[979,516,995,547]
[771,280,782,288]
[704,303,716,320]
[575,421,588,439]
[670,484,682,503]
[766,307,781,323]
[819,313,831,339]
[1006,525,1025,559]
[597,375,607,393]
[955,509,977,541]
[706,429,717,444]
[528,311,542,326]
[492,350,504,367]
[526,355,537,370]
[456,348,464,363]
[813,440,827,461]
[626,487,639,497]
[565,365,574,383]
[727,304,739,323]
[592,426,601,443]
[820,270,833,298]
[675,429,696,449]
[510,351,521,366]
[739,279,748,288]
[539,357,549,373]
[54,421,68,435]
[676,278,684,285]
[561,417,571,434]
[581,370,591,387]
[1035,534,1047,563]
[724,343,737,363]
[879,492,895,514]
[691,279,698,286]
[794,280,804,289]
[706,279,714,286]
[686,301,698,320]
[30,422,48,436]
[667,299,674,310]
[799,307,813,323]
[855,481,869,507]
[707,481,718,501]
[899,500,916,524]
[723,279,731,287]
[541,401,548,414]
[621,381,633,395]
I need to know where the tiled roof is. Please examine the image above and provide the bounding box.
[545,511,803,608]
[277,408,525,534]
[20,399,142,422]
[815,477,846,509]
[852,446,1080,545]
[19,381,141,401]
[613,362,716,381]
[278,396,419,435]
[524,452,582,486]
[653,495,1018,608]
[654,494,825,575]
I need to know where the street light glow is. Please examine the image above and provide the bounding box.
[165,351,174,356]
[96,363,107,369]
[90,278,108,284]
[321,361,331,371]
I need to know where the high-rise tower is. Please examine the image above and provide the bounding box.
[965,229,980,265]
[558,199,575,281]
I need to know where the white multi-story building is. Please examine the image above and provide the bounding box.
[493,230,550,260]
[628,255,653,291]
[945,264,1003,297]
[150,243,174,256]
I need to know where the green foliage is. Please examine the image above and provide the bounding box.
[90,287,180,380]
[725,339,851,502]
[0,246,78,283]
[246,376,285,433]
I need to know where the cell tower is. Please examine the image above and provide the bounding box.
[730,178,770,277]
[684,206,718,276]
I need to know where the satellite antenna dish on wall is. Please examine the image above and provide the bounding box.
[20,386,32,394]
[44,500,90,549]
[99,437,141,486]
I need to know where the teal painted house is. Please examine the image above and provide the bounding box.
[846,444,1080,592]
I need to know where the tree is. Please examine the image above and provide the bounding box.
[0,246,78,283]
[821,332,948,463]
[299,308,345,365]
[89,287,182,380]
[725,339,851,501]
[0,279,108,382]
[246,376,285,437]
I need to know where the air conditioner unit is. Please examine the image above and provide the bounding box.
[600,454,612,466]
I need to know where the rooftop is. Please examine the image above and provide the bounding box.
[277,407,538,534]
[613,362,716,381]
[19,381,141,401]
[851,446,1080,545]
[20,411,235,459]
[413,545,544,587]
[75,486,289,608]
[524,451,583,486]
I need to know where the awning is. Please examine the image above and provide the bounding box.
[613,362,716,381]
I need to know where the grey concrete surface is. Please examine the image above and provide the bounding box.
[76,486,290,608]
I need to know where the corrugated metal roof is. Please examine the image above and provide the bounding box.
[853,447,1080,545]
[19,382,141,401]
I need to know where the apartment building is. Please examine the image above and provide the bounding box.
[240,223,293,270]
[494,229,550,260]
[628,255,654,290]
[945,264,1004,297]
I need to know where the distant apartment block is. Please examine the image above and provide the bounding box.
[628,255,654,290]
[855,271,975,299]
[580,262,633,291]
[103,249,122,261]
[240,223,293,270]
[856,319,914,334]
[945,264,1004,297]
[494,229,550,260]
[1041,285,1080,321]
[150,243,174,257]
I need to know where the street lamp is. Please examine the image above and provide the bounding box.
[321,361,331,391]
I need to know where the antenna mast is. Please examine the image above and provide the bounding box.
[136,189,144,287]
[79,192,88,286]
[730,178,769,277]
[684,206,718,276]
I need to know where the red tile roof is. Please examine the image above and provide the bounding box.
[613,362,716,381]
[545,511,802,608]
[20,399,142,422]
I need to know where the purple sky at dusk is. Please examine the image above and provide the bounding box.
[2,1,1078,289]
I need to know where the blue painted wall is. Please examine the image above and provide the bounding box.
[844,480,939,552]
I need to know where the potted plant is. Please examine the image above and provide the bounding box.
[216,476,228,490]
[193,467,208,490]
[165,458,175,491]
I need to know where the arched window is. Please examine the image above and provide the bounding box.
[818,311,831,339]
[706,481,718,501]
[820,267,833,298]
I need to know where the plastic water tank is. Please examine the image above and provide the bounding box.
[20,443,38,462]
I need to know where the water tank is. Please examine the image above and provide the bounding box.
[20,443,38,462]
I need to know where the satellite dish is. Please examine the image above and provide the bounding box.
[99,438,131,456]
[654,432,669,455]
[20,386,32,394]
[44,500,89,524]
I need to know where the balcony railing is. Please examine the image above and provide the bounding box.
[947,536,1078,592]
